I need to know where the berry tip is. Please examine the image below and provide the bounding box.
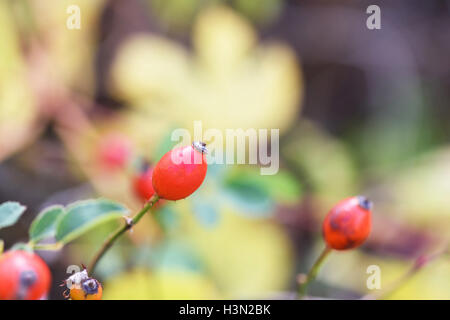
[192,141,208,154]
[357,196,373,211]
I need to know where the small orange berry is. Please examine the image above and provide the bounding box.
[63,268,103,300]
[69,278,102,300]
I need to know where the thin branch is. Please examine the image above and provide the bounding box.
[298,246,332,299]
[87,194,160,274]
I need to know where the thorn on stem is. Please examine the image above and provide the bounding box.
[123,216,134,232]
[297,273,307,285]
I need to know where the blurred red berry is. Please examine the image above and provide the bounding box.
[152,142,208,201]
[322,196,372,250]
[0,250,51,300]
[98,133,132,170]
[133,167,156,201]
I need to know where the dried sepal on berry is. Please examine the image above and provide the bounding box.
[62,266,103,300]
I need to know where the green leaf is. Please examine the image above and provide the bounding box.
[192,199,220,228]
[55,199,129,244]
[262,171,303,204]
[223,182,274,218]
[225,167,302,205]
[29,205,65,243]
[0,202,26,230]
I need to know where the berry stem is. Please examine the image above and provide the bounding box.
[88,194,160,274]
[298,246,332,299]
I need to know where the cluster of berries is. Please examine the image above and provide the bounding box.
[0,142,208,300]
[0,135,373,300]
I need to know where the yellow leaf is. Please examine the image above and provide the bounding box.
[103,269,221,299]
[111,5,303,136]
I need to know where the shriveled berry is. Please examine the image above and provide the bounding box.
[152,142,207,201]
[63,267,103,300]
[69,278,103,300]
[322,196,372,250]
[0,250,51,300]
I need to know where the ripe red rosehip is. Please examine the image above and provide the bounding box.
[322,196,372,250]
[0,250,51,300]
[152,142,208,201]
[97,133,132,170]
[133,167,156,201]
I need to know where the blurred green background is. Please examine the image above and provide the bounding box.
[0,0,449,299]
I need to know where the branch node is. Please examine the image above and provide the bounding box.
[123,216,134,232]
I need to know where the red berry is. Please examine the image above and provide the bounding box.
[98,133,132,170]
[152,142,208,200]
[0,250,51,300]
[133,167,156,201]
[322,196,372,250]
